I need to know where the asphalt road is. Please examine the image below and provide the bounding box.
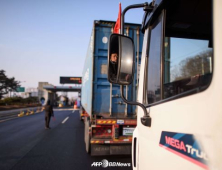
[0,109,132,170]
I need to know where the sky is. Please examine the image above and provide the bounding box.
[0,0,147,91]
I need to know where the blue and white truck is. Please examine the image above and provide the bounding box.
[81,20,143,156]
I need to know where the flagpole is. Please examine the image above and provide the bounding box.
[119,2,121,34]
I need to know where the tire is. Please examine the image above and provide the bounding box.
[84,118,91,154]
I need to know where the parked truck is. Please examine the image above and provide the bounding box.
[107,0,221,169]
[81,20,144,156]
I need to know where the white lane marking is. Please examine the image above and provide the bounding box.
[62,117,69,124]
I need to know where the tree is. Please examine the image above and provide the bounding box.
[0,70,20,99]
[171,50,212,81]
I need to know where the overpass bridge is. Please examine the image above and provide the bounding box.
[43,85,81,92]
[42,85,82,105]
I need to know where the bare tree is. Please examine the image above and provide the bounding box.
[171,50,212,81]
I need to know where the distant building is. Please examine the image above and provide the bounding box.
[26,87,38,97]
[38,82,54,104]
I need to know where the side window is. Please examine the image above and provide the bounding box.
[146,13,163,104]
[163,0,213,99]
[163,38,212,99]
[145,1,212,106]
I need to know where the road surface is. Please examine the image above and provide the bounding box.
[0,108,132,170]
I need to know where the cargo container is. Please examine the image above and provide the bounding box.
[81,20,143,156]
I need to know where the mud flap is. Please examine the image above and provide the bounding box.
[91,144,131,156]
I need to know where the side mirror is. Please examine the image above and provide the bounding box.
[108,34,135,85]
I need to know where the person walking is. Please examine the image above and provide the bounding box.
[44,100,54,129]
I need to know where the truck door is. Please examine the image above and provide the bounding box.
[136,0,215,169]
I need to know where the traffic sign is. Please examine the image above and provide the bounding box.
[60,77,82,84]
[16,87,25,92]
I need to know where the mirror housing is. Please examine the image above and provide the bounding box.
[108,34,135,85]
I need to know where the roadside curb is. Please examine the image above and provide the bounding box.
[17,107,43,117]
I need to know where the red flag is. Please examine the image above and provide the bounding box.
[114,3,121,34]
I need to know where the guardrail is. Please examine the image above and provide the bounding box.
[0,107,44,123]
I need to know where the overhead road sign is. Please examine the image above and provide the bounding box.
[16,87,25,92]
[60,77,82,84]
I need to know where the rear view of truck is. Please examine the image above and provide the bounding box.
[81,20,143,155]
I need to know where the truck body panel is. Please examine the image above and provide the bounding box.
[81,20,143,118]
[118,0,221,169]
[81,20,144,155]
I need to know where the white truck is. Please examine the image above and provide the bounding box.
[107,0,221,169]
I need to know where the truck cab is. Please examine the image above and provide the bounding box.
[108,0,222,169]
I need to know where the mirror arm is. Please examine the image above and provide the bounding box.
[121,2,151,35]
[119,3,153,127]
[120,85,151,127]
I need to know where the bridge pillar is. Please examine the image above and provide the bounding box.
[47,92,56,106]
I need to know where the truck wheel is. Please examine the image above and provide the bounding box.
[84,119,91,154]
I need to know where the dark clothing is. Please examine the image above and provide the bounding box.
[44,105,53,128]
[45,116,51,128]
[109,62,118,80]
[45,105,53,116]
